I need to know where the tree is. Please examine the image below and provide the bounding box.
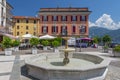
[102,35,111,46]
[30,38,39,47]
[93,36,102,44]
[2,36,12,48]
[93,37,98,44]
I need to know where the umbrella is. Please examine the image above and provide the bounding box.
[39,34,56,39]
[22,34,35,39]
[0,32,18,39]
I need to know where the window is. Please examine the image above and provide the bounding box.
[1,7,3,18]
[34,20,36,24]
[2,0,4,6]
[17,26,19,29]
[34,32,36,35]
[17,32,19,35]
[17,19,20,23]
[42,26,48,33]
[26,26,28,30]
[33,26,36,30]
[80,15,87,21]
[26,19,29,23]
[61,16,67,21]
[1,21,3,27]
[72,26,76,33]
[80,25,86,34]
[52,16,58,21]
[26,32,28,34]
[71,15,77,21]
[61,26,67,35]
[43,16,48,21]
[52,26,58,33]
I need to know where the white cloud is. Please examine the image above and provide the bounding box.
[89,14,120,30]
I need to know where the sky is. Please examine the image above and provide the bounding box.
[7,0,120,30]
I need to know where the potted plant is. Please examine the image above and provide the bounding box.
[12,40,20,51]
[52,40,60,52]
[41,40,49,50]
[2,37,12,56]
[103,46,109,53]
[30,38,39,54]
[113,45,120,57]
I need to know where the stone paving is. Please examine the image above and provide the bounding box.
[0,48,120,80]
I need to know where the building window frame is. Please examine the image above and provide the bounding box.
[17,26,19,29]
[79,25,86,34]
[42,26,48,34]
[61,26,67,35]
[26,19,29,23]
[26,26,29,30]
[72,25,76,34]
[72,15,77,21]
[52,15,58,21]
[61,16,67,21]
[17,32,19,35]
[80,15,87,21]
[43,15,48,21]
[26,32,28,34]
[17,19,20,23]
[34,20,36,24]
[52,26,58,33]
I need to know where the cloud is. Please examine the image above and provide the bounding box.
[89,14,120,30]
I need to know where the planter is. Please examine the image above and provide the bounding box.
[32,48,37,54]
[14,47,19,52]
[54,48,59,53]
[113,52,120,57]
[43,47,47,50]
[104,49,108,53]
[5,48,12,56]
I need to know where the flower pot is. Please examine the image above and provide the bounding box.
[14,47,19,52]
[113,52,120,57]
[104,49,108,53]
[43,47,47,50]
[54,48,59,53]
[32,48,37,54]
[5,48,12,56]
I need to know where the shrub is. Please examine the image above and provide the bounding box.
[41,40,49,46]
[2,37,12,48]
[12,40,20,47]
[30,38,39,47]
[53,37,62,43]
[103,46,109,49]
[52,40,60,47]
[113,45,120,52]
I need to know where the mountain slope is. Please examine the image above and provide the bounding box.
[89,27,120,43]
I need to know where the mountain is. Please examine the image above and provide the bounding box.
[89,26,120,43]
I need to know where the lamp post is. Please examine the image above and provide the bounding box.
[79,37,82,52]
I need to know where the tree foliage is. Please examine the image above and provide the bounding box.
[30,38,39,46]
[102,35,111,45]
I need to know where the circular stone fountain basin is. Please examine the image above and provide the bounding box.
[25,53,110,80]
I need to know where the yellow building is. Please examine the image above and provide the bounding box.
[12,16,40,37]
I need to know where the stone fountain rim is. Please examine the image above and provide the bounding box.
[25,53,111,71]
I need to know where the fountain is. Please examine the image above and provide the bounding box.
[25,30,111,80]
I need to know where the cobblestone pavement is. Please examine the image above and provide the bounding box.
[105,61,120,80]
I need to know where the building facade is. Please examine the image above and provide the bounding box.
[38,7,91,37]
[0,0,6,28]
[12,16,40,37]
[6,2,13,34]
